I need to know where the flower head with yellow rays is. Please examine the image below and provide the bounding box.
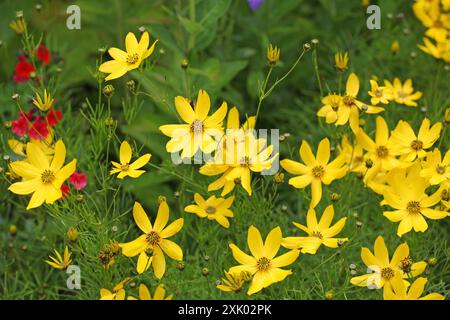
[280,138,347,208]
[110,141,151,179]
[384,78,423,107]
[420,148,450,185]
[99,31,157,81]
[317,94,342,124]
[185,193,234,228]
[368,80,393,105]
[337,134,365,174]
[381,163,448,237]
[45,246,72,270]
[119,200,183,278]
[32,89,53,111]
[282,205,348,254]
[228,226,299,295]
[391,118,442,162]
[8,140,76,210]
[350,236,427,289]
[100,278,130,300]
[128,284,173,300]
[159,89,227,159]
[383,275,444,300]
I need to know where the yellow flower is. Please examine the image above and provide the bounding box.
[391,118,442,162]
[99,31,157,81]
[267,44,280,66]
[8,140,76,210]
[199,106,256,196]
[8,130,55,159]
[356,116,403,181]
[119,200,184,278]
[282,205,348,254]
[216,270,249,293]
[413,1,450,42]
[350,236,427,289]
[32,89,53,111]
[228,226,299,295]
[390,40,400,54]
[368,80,393,105]
[381,163,448,236]
[418,37,450,62]
[383,275,445,300]
[9,18,26,34]
[100,278,130,300]
[445,107,450,122]
[128,284,173,300]
[317,94,342,124]
[159,89,227,158]
[46,246,72,270]
[110,141,151,179]
[337,135,365,174]
[420,148,450,185]
[334,51,348,72]
[337,73,384,132]
[185,193,234,228]
[384,78,423,107]
[281,138,347,208]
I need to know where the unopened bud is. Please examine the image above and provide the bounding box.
[9,224,17,236]
[202,267,209,276]
[181,58,189,69]
[67,227,79,242]
[103,84,115,98]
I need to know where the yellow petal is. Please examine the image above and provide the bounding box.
[194,90,211,121]
[120,141,132,165]
[160,239,183,260]
[175,96,195,123]
[247,226,264,258]
[154,200,169,232]
[263,227,282,259]
[133,202,152,233]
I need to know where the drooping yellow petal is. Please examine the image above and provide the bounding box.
[133,202,152,233]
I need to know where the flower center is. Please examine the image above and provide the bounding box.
[121,164,130,171]
[41,169,55,184]
[240,156,250,167]
[312,165,325,178]
[398,91,406,99]
[375,89,382,97]
[146,231,161,245]
[376,146,389,158]
[205,206,216,214]
[256,257,271,271]
[410,139,423,151]
[342,95,355,107]
[126,53,139,64]
[311,231,323,239]
[406,201,421,215]
[191,120,203,135]
[436,165,445,174]
[381,267,395,280]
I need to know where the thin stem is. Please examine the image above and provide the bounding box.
[255,66,273,123]
[312,47,324,98]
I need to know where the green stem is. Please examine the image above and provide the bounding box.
[255,66,273,123]
[312,47,324,98]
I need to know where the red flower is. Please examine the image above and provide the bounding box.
[11,117,28,137]
[61,184,70,197]
[46,109,62,127]
[36,44,51,65]
[28,116,49,140]
[13,55,35,83]
[69,171,87,190]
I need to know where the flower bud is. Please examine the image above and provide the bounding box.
[177,261,185,270]
[202,267,209,276]
[103,85,115,98]
[181,58,189,69]
[67,227,79,242]
[9,224,17,236]
[325,290,334,300]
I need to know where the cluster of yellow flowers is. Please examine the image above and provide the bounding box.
[414,0,450,62]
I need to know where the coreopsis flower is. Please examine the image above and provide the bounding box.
[119,200,184,278]
[99,240,121,269]
[381,163,448,236]
[32,89,53,111]
[159,90,227,158]
[99,31,157,81]
[420,148,450,185]
[383,275,445,300]
[8,140,77,210]
[46,246,72,270]
[334,51,348,72]
[445,107,450,123]
[9,17,26,34]
[282,205,348,254]
[418,37,450,62]
[36,44,51,65]
[13,55,35,83]
[199,107,256,195]
[267,44,280,66]
[356,116,403,181]
[350,236,426,289]
[413,1,449,42]
[384,78,423,107]
[338,135,365,173]
[184,193,234,228]
[317,94,342,124]
[69,171,88,190]
[110,141,151,179]
[228,226,299,295]
[391,118,442,162]
[336,73,384,132]
[280,138,347,208]
[128,284,173,300]
[368,80,393,105]
[8,131,54,159]
[100,278,130,300]
[216,270,249,293]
